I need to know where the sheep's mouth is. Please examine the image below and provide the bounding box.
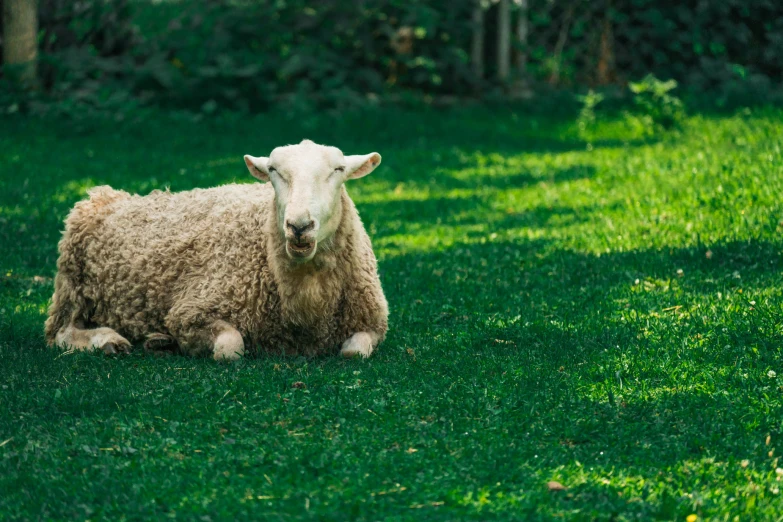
[287,239,316,259]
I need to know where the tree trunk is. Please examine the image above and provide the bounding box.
[471,1,484,80]
[2,0,38,88]
[596,2,615,85]
[548,6,574,85]
[496,0,510,81]
[515,0,529,78]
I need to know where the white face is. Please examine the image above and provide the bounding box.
[244,140,381,262]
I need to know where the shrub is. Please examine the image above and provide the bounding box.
[625,74,685,136]
[576,89,605,142]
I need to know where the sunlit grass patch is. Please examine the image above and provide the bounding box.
[51,178,98,203]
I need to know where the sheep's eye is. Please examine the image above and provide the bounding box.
[268,166,289,183]
[333,166,345,176]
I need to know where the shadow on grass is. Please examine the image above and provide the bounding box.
[1,235,781,519]
[356,163,598,239]
[362,161,595,196]
[384,237,783,351]
[364,199,596,236]
[380,237,783,464]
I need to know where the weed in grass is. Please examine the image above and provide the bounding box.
[626,74,687,137]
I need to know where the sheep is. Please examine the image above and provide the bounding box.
[44,139,389,361]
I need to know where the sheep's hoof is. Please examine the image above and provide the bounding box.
[100,338,131,355]
[55,325,132,355]
[144,333,177,352]
[340,332,375,359]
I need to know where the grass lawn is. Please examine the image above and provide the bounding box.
[2,103,783,520]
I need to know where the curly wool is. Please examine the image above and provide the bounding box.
[44,183,388,357]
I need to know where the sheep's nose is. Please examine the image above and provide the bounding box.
[286,219,315,237]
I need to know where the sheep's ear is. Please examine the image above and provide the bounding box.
[244,155,270,182]
[345,153,381,180]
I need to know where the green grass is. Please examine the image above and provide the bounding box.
[2,104,783,520]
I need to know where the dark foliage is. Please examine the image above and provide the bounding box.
[1,0,782,109]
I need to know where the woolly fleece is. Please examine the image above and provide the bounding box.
[44,179,389,358]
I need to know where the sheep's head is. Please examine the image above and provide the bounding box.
[244,140,381,262]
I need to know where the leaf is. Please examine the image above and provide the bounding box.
[547,481,567,491]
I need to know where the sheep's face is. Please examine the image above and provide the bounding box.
[244,140,381,262]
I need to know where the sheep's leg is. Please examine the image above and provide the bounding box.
[210,321,245,362]
[340,332,380,359]
[55,324,132,355]
[167,318,245,362]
